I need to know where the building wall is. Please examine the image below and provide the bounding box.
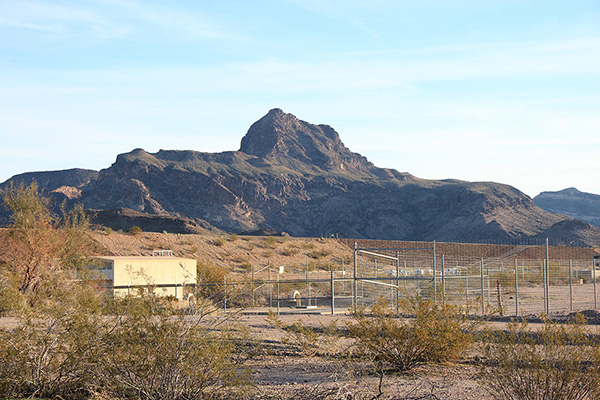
[97,256,197,300]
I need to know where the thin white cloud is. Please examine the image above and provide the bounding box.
[1,1,125,36]
[101,0,235,41]
[0,0,236,42]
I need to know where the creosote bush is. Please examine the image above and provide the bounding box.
[127,225,143,235]
[97,295,248,400]
[479,314,600,400]
[347,296,475,372]
[0,288,251,400]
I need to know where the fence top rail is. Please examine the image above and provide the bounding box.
[356,247,432,252]
[357,250,399,260]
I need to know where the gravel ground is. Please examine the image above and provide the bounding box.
[235,312,490,399]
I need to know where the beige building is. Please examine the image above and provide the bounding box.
[97,253,197,300]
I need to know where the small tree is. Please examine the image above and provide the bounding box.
[0,182,96,307]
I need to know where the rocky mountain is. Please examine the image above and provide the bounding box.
[2,108,599,246]
[534,188,600,227]
[0,168,99,224]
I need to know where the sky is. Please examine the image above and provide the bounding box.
[1,0,599,198]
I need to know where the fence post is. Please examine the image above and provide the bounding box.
[277,271,280,315]
[433,240,437,302]
[353,241,357,310]
[465,269,469,309]
[441,254,446,305]
[251,265,255,308]
[569,259,573,312]
[514,258,519,316]
[268,263,272,308]
[547,241,551,314]
[594,258,597,309]
[480,258,485,315]
[224,276,227,313]
[330,270,335,315]
[396,251,400,314]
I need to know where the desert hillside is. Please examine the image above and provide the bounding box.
[91,231,352,277]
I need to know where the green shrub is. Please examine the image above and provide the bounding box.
[196,260,226,301]
[0,284,250,400]
[0,278,105,399]
[348,297,475,372]
[479,314,600,400]
[98,295,247,400]
[127,225,143,235]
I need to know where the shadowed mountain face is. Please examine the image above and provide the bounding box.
[534,188,600,228]
[2,109,597,245]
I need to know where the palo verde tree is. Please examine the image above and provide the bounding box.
[0,182,96,309]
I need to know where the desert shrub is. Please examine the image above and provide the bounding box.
[347,297,474,372]
[0,277,105,399]
[212,237,226,247]
[0,283,251,400]
[479,314,600,400]
[229,233,239,242]
[240,261,253,271]
[281,246,299,256]
[301,242,315,250]
[195,260,229,303]
[0,269,24,314]
[103,226,113,234]
[262,236,278,248]
[97,295,247,400]
[308,249,332,259]
[127,225,143,235]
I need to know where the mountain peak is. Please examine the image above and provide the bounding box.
[239,108,368,170]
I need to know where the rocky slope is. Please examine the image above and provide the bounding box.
[534,188,600,227]
[2,108,598,245]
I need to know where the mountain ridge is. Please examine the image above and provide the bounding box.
[534,188,600,228]
[2,109,599,246]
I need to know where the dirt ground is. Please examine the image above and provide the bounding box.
[232,311,487,399]
[5,307,600,399]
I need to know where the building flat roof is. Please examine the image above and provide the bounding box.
[95,256,196,262]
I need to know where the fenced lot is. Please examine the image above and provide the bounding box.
[207,239,600,317]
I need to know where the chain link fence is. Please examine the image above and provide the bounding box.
[196,240,600,317]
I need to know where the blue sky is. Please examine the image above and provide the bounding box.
[1,0,599,197]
